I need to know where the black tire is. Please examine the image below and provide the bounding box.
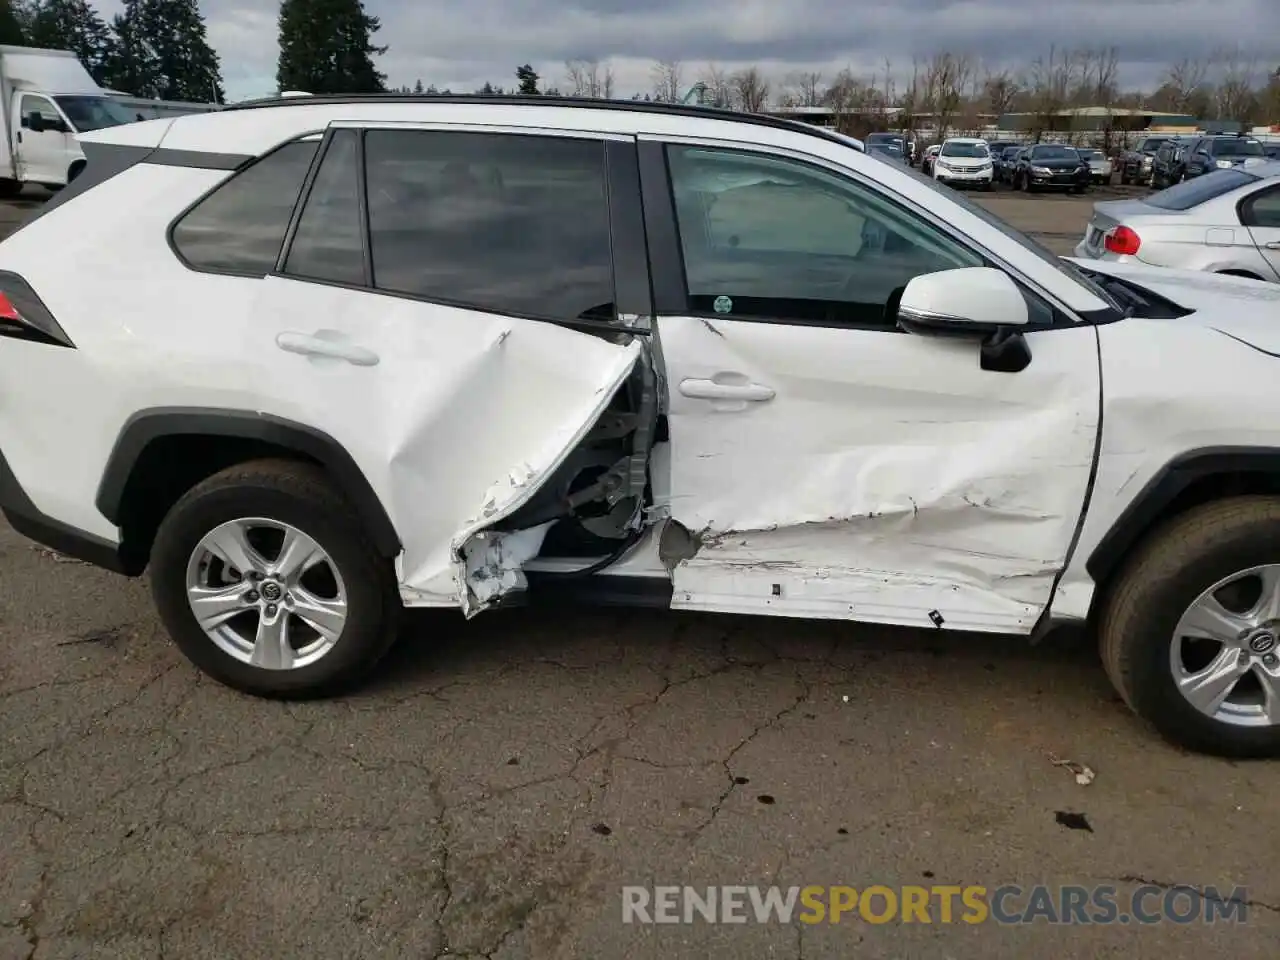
[150,458,401,699]
[1099,496,1280,757]
[1120,172,1131,185]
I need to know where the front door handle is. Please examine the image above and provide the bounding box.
[276,331,379,366]
[679,377,775,402]
[1264,241,1280,250]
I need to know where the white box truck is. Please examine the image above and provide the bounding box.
[0,45,140,196]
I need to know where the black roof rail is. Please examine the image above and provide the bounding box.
[218,93,865,152]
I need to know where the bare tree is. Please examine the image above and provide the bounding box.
[699,62,735,107]
[1074,46,1120,147]
[1027,45,1079,140]
[785,69,823,107]
[732,66,770,113]
[564,59,614,98]
[921,51,974,141]
[825,66,877,136]
[981,67,1021,117]
[651,59,683,103]
[1213,46,1258,123]
[1163,56,1209,113]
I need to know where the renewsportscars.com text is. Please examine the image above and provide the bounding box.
[621,884,1250,925]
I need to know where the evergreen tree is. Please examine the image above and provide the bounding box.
[515,64,539,95]
[136,0,223,101]
[0,0,25,43]
[102,1,159,96]
[277,0,386,95]
[103,0,221,101]
[22,0,115,85]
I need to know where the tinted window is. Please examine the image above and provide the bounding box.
[1145,168,1259,210]
[940,142,988,158]
[1139,138,1169,152]
[282,130,365,285]
[364,130,614,320]
[171,140,319,274]
[1211,138,1264,157]
[1030,145,1077,160]
[665,145,982,327]
[1241,185,1280,228]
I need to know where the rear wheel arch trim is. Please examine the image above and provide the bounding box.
[1086,446,1280,588]
[95,408,403,559]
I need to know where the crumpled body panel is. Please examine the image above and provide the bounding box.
[656,314,1102,633]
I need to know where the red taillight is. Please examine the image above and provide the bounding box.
[0,291,22,324]
[1104,225,1141,256]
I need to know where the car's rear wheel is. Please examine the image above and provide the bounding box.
[1099,496,1280,757]
[150,459,400,699]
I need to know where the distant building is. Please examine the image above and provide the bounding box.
[995,106,1222,134]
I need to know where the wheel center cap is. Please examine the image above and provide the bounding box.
[1247,630,1277,654]
[261,582,282,602]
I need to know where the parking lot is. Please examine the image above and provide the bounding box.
[2,186,1278,960]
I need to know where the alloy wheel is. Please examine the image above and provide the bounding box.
[1169,564,1280,727]
[184,517,349,670]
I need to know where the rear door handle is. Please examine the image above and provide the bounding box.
[679,377,775,402]
[276,331,379,366]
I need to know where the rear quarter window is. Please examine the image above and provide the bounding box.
[170,139,320,275]
[1145,169,1259,210]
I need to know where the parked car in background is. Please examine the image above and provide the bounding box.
[931,137,993,189]
[1149,138,1193,189]
[1011,143,1091,193]
[1074,163,1280,281]
[1265,143,1280,161]
[865,132,909,164]
[994,145,1023,184]
[1119,136,1172,185]
[1180,135,1269,180]
[1077,148,1112,185]
[920,143,941,176]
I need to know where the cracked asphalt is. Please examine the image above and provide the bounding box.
[3,189,1279,959]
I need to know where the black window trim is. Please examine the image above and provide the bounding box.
[270,123,653,338]
[166,130,327,279]
[1237,181,1280,229]
[274,126,371,287]
[638,135,1083,333]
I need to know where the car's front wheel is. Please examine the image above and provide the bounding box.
[150,459,400,699]
[1100,496,1280,757]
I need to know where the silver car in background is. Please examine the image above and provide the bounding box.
[1073,163,1280,281]
[1077,148,1113,185]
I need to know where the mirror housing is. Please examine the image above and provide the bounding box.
[25,111,43,132]
[897,267,1029,336]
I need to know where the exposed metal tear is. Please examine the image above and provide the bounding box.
[461,522,553,612]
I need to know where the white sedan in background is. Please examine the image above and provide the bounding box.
[1074,163,1280,281]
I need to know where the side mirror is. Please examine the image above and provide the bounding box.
[898,267,1029,336]
[25,111,43,133]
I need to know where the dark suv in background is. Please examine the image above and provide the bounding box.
[1119,136,1172,185]
[1149,138,1193,189]
[1179,134,1268,180]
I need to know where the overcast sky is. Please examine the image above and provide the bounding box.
[90,0,1280,103]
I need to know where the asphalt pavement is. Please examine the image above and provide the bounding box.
[1,187,1277,959]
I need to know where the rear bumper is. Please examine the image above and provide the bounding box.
[0,445,132,574]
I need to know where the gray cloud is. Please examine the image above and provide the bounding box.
[92,0,1280,102]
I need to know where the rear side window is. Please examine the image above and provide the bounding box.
[1240,185,1280,229]
[1146,169,1258,210]
[363,130,615,320]
[282,130,365,286]
[171,139,319,274]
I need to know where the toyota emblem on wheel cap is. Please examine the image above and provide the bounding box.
[1248,631,1277,654]
[261,581,282,602]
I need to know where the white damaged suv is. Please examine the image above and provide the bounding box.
[3,96,1280,757]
